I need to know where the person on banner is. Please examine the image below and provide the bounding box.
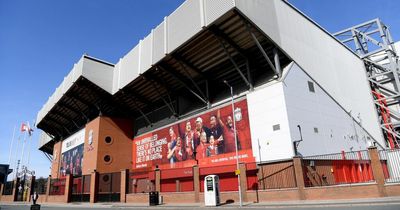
[193,117,211,151]
[167,137,184,166]
[218,110,241,153]
[167,127,178,165]
[206,135,218,157]
[196,131,209,160]
[210,114,224,154]
[183,121,194,160]
[75,152,82,175]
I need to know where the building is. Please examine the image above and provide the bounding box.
[32,0,399,203]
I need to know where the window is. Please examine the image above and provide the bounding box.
[102,175,110,182]
[273,124,280,131]
[314,127,319,133]
[104,155,112,163]
[105,136,113,144]
[308,81,315,93]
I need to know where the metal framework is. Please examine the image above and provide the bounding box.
[334,19,400,148]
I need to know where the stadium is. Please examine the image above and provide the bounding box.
[2,0,400,205]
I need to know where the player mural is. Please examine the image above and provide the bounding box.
[59,129,85,176]
[132,99,254,169]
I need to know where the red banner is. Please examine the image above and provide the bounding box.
[132,99,254,170]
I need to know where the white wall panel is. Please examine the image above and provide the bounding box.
[72,60,83,82]
[167,0,202,54]
[283,63,375,156]
[152,22,165,65]
[119,45,140,89]
[247,82,294,162]
[112,61,121,94]
[140,34,153,74]
[235,0,384,146]
[204,0,234,26]
[63,69,74,94]
[82,58,114,94]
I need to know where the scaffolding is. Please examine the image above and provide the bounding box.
[334,19,400,149]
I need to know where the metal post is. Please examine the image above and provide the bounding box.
[8,125,16,165]
[257,138,265,189]
[224,80,242,207]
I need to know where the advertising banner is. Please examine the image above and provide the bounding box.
[60,129,85,176]
[132,99,254,170]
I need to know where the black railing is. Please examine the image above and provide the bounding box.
[2,181,14,195]
[33,178,47,194]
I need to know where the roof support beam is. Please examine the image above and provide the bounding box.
[273,48,282,78]
[172,54,208,80]
[124,89,153,107]
[209,26,253,90]
[176,61,209,105]
[120,91,152,125]
[215,35,251,88]
[45,118,68,136]
[52,109,80,129]
[42,124,62,140]
[245,23,280,77]
[142,74,177,116]
[158,64,209,105]
[66,96,89,122]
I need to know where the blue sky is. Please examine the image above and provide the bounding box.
[0,0,398,179]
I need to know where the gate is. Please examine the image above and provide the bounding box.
[71,175,91,202]
[15,176,32,202]
[97,172,121,202]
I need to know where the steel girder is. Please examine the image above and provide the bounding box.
[334,19,400,148]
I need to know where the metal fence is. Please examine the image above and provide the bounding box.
[379,149,400,183]
[302,150,374,187]
[97,172,121,202]
[128,171,154,194]
[33,178,47,194]
[71,175,91,202]
[49,178,66,195]
[258,161,297,190]
[2,181,14,195]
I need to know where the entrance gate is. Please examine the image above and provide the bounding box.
[97,172,121,202]
[71,175,91,202]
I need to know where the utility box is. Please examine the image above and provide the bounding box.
[204,175,220,206]
[149,191,159,206]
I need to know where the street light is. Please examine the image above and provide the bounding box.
[223,80,242,207]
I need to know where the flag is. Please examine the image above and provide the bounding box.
[20,123,28,132]
[20,122,34,136]
[27,122,33,136]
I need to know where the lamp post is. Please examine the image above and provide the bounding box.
[223,80,242,207]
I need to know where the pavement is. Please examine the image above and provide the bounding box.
[1,196,400,209]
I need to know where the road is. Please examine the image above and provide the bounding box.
[1,203,400,210]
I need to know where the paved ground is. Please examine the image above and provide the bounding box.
[1,203,400,210]
[1,197,400,210]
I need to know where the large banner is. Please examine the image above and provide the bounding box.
[132,99,254,169]
[60,129,85,176]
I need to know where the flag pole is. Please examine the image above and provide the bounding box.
[27,120,35,166]
[8,125,17,165]
[19,131,27,170]
[26,133,32,166]
[13,135,21,179]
